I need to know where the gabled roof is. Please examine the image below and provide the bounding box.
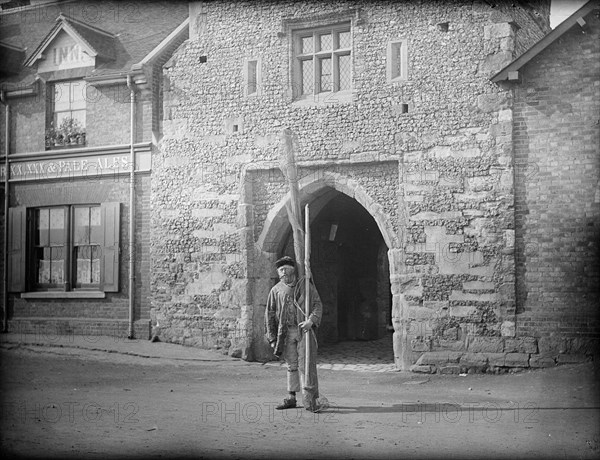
[0,0,188,86]
[491,0,599,82]
[24,13,116,67]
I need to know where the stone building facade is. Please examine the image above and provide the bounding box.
[0,0,188,338]
[149,0,599,373]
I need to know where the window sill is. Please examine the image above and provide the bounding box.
[21,291,106,299]
[292,90,353,107]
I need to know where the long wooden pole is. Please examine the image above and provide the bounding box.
[304,204,310,381]
[280,128,305,277]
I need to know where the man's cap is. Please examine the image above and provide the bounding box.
[275,256,296,268]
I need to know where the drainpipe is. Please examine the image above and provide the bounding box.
[126,75,136,340]
[1,91,9,333]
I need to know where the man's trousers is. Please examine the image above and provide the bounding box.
[282,325,319,398]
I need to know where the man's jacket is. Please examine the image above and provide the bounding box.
[265,277,322,357]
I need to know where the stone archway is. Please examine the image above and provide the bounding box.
[246,171,406,368]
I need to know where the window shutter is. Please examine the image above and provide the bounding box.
[8,207,26,292]
[101,202,120,292]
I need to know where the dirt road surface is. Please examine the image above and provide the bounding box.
[1,343,599,459]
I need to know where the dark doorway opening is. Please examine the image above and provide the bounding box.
[281,189,391,345]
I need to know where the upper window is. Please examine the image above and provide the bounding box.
[46,79,87,149]
[244,58,262,97]
[293,23,351,101]
[53,80,86,128]
[387,39,408,82]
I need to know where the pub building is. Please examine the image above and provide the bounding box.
[0,0,188,339]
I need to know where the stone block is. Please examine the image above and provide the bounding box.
[529,354,556,368]
[439,365,461,375]
[448,352,463,363]
[467,336,504,353]
[423,301,449,310]
[484,23,513,40]
[485,353,506,367]
[415,351,449,366]
[449,305,477,317]
[410,338,431,352]
[500,321,515,337]
[460,352,488,367]
[504,337,538,354]
[477,93,508,113]
[504,353,530,367]
[410,364,434,374]
[449,291,498,302]
[432,339,465,351]
[538,336,569,354]
[556,354,589,364]
[463,281,495,290]
[236,204,253,228]
[478,51,513,75]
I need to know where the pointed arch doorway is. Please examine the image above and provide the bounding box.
[280,187,392,346]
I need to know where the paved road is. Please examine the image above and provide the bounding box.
[0,337,599,459]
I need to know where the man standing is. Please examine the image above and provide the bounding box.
[265,256,322,411]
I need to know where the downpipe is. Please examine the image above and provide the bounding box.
[1,91,9,333]
[126,75,136,340]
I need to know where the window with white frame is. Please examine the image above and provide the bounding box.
[46,79,87,149]
[293,23,351,100]
[53,79,86,128]
[387,39,408,82]
[244,58,261,97]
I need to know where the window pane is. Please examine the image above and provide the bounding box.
[54,111,71,129]
[74,207,90,245]
[91,246,100,285]
[37,248,51,284]
[247,60,257,94]
[320,57,331,92]
[338,54,351,90]
[301,59,314,95]
[54,82,70,112]
[75,245,100,285]
[392,42,403,79]
[49,208,65,246]
[90,206,102,244]
[70,81,86,110]
[71,110,86,129]
[301,36,313,54]
[36,208,49,246]
[319,33,332,51]
[37,246,65,285]
[338,31,351,49]
[50,247,64,284]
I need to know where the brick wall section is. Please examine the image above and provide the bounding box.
[86,84,132,148]
[513,8,600,354]
[4,174,151,339]
[7,89,46,154]
[154,1,551,368]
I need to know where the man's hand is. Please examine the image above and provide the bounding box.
[299,319,313,333]
[270,341,276,349]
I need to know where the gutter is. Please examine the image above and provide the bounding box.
[1,90,9,332]
[126,75,137,340]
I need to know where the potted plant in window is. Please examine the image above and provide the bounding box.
[45,118,86,149]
